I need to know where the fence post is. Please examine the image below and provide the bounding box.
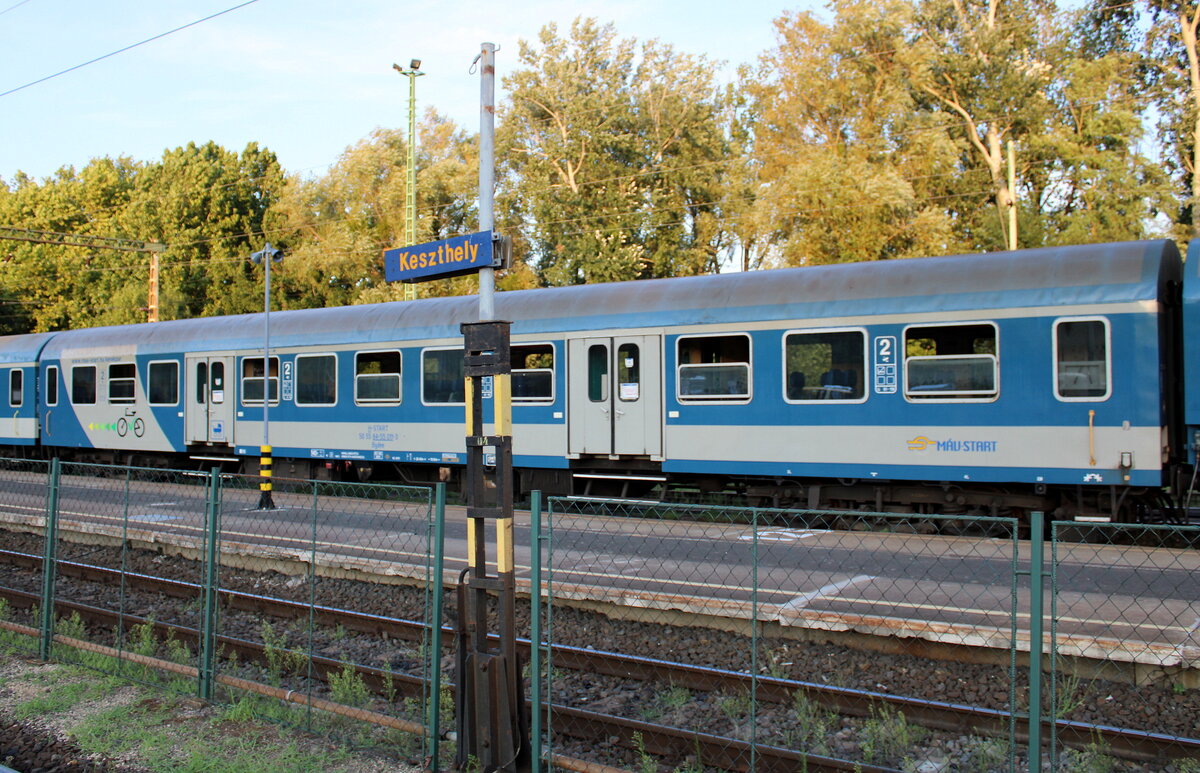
[198,468,221,700]
[1027,511,1045,773]
[427,482,447,771]
[38,458,61,661]
[529,491,543,773]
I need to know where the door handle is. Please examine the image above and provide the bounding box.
[615,409,626,418]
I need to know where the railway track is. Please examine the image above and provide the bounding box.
[1,548,1196,769]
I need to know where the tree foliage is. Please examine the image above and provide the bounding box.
[0,3,1196,333]
[498,17,736,285]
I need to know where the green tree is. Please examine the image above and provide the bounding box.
[498,17,736,285]
[746,0,962,266]
[1145,0,1200,237]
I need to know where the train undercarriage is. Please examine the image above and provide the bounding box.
[11,444,1195,526]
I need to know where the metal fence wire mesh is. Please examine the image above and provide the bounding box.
[0,460,441,765]
[1050,521,1200,769]
[538,497,1021,772]
[210,473,438,758]
[0,457,50,657]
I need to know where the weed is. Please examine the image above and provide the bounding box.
[717,691,752,722]
[55,611,86,640]
[633,732,658,773]
[1173,683,1187,696]
[0,597,11,622]
[127,619,156,658]
[782,691,835,756]
[164,633,192,666]
[328,663,370,709]
[1058,740,1117,772]
[261,621,288,686]
[1055,673,1088,719]
[960,737,1008,773]
[660,685,691,712]
[761,645,792,679]
[332,623,348,641]
[860,704,925,764]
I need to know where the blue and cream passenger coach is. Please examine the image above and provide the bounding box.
[2,238,1193,522]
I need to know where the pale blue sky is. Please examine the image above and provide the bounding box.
[0,0,819,183]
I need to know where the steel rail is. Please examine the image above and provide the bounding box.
[0,583,870,772]
[2,550,1196,763]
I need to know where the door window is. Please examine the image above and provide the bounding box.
[196,362,207,404]
[588,344,608,402]
[617,344,640,401]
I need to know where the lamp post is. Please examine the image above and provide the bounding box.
[250,242,282,510]
[393,58,424,302]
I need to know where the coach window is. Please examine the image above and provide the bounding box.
[9,370,21,407]
[108,363,137,404]
[677,334,751,402]
[296,354,337,405]
[45,366,58,407]
[587,344,608,402]
[355,351,401,404]
[241,357,279,404]
[512,343,554,403]
[784,329,866,402]
[422,348,464,404]
[1054,318,1110,400]
[617,343,640,402]
[72,366,96,405]
[148,361,179,405]
[904,323,998,400]
[196,362,207,404]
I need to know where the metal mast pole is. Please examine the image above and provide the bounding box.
[394,59,424,302]
[406,68,418,301]
[455,41,528,773]
[478,42,496,322]
[250,243,281,511]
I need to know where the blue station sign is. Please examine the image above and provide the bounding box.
[384,230,495,283]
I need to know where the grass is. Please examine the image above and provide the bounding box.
[1,656,411,772]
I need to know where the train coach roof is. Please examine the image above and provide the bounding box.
[38,239,1179,356]
[0,332,55,364]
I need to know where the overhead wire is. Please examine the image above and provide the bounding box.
[0,0,35,17]
[0,0,261,99]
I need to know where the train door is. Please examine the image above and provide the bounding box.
[185,355,235,446]
[567,336,662,457]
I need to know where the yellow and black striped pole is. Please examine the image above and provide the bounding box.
[455,320,528,772]
[257,445,274,510]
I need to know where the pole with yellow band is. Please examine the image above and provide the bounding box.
[257,445,274,510]
[456,319,527,771]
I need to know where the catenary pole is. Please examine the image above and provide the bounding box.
[478,42,496,322]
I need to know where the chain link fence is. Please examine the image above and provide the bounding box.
[5,461,1200,772]
[0,459,444,766]
[1050,521,1200,770]
[0,456,51,658]
[536,497,1022,772]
